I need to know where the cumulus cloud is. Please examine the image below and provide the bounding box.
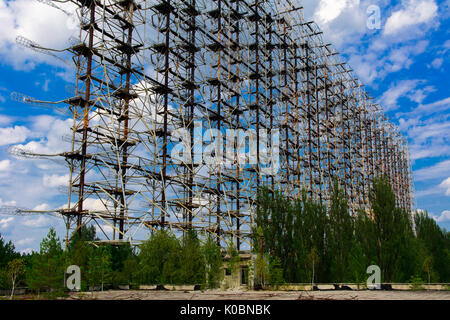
[439,177,450,196]
[436,210,450,222]
[0,0,78,70]
[314,0,361,24]
[43,174,69,188]
[0,217,14,229]
[22,216,50,228]
[384,0,438,36]
[95,224,114,237]
[0,126,30,146]
[33,203,51,211]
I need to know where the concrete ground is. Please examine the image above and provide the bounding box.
[65,289,450,300]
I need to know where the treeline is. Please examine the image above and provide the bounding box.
[0,228,224,297]
[253,177,450,285]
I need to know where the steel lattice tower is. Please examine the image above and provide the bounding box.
[12,0,413,252]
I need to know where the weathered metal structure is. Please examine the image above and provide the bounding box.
[12,0,413,252]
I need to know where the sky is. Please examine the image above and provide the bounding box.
[0,0,449,253]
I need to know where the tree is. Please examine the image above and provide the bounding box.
[306,247,319,287]
[202,236,223,289]
[414,211,450,282]
[27,228,65,295]
[85,246,112,291]
[328,180,354,282]
[6,258,25,299]
[179,230,205,285]
[369,177,414,282]
[254,253,269,288]
[422,255,434,284]
[0,233,19,268]
[268,256,284,288]
[121,254,139,286]
[138,230,181,285]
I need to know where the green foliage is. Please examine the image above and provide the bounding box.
[409,275,425,291]
[202,236,223,289]
[6,258,25,298]
[179,231,206,285]
[306,247,320,285]
[138,229,181,285]
[0,233,20,290]
[254,253,269,287]
[227,243,240,276]
[268,256,284,287]
[254,177,450,285]
[369,177,415,282]
[0,233,19,269]
[414,211,450,282]
[121,254,139,286]
[85,246,112,290]
[27,228,65,294]
[137,230,221,287]
[254,187,328,283]
[328,180,354,282]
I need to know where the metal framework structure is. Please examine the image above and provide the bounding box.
[11,0,413,252]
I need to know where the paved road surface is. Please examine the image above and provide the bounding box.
[66,289,450,300]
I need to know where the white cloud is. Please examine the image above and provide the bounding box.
[22,216,50,228]
[0,115,13,126]
[0,198,17,206]
[314,0,360,24]
[436,210,450,222]
[0,0,78,70]
[378,80,421,111]
[33,203,50,211]
[95,224,114,237]
[43,174,69,188]
[393,39,428,63]
[0,159,11,172]
[17,116,72,154]
[414,161,450,181]
[0,217,14,229]
[0,126,30,146]
[20,248,33,255]
[83,199,111,211]
[439,177,450,196]
[430,57,443,69]
[350,41,429,84]
[16,237,34,246]
[384,0,438,36]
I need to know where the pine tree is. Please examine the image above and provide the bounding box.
[0,233,19,268]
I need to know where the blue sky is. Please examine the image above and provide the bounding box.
[0,0,449,253]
